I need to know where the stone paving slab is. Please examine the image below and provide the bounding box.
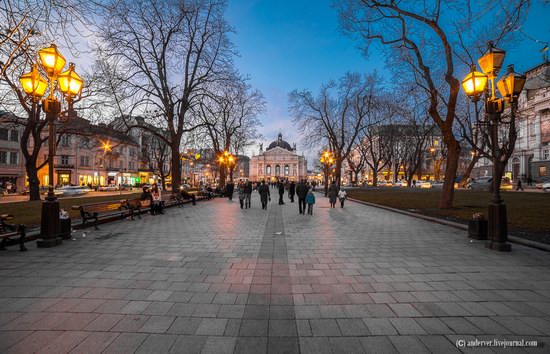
[1,194,549,353]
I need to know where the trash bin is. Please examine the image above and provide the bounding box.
[468,213,487,240]
[59,209,72,240]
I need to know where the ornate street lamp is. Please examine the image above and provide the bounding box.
[19,43,83,248]
[320,150,334,196]
[218,150,236,184]
[462,41,525,252]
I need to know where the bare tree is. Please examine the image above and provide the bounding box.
[94,0,235,192]
[334,0,529,208]
[196,77,265,185]
[143,135,171,189]
[290,72,375,188]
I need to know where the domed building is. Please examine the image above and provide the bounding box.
[249,133,308,182]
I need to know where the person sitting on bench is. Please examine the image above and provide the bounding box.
[180,189,196,205]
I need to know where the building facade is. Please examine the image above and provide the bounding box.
[507,61,550,181]
[249,133,307,182]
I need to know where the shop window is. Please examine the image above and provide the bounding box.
[9,152,18,165]
[540,166,547,177]
[0,151,6,164]
[10,130,18,142]
[0,128,8,140]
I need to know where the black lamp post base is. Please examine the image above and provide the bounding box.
[36,237,63,248]
[486,202,511,252]
[38,198,62,248]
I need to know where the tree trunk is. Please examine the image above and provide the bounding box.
[170,143,181,193]
[335,159,342,189]
[26,163,41,201]
[372,162,379,187]
[161,175,166,190]
[219,167,226,187]
[438,139,460,209]
[459,157,479,188]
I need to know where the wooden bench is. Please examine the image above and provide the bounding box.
[72,200,133,230]
[126,198,144,218]
[0,214,27,252]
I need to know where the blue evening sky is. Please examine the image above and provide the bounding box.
[226,0,550,161]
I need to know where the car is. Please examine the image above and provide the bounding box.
[0,188,7,196]
[467,176,513,190]
[431,181,444,189]
[394,180,407,187]
[98,185,119,191]
[420,181,432,189]
[46,185,92,196]
[535,178,550,189]
[379,180,393,187]
[179,184,191,191]
[540,181,550,192]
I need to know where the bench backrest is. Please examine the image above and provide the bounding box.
[78,200,127,214]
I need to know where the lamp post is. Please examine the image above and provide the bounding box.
[320,150,334,197]
[19,43,83,247]
[461,41,526,252]
[218,150,236,184]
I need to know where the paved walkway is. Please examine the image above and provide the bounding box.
[1,194,549,353]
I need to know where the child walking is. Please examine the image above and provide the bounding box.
[306,189,316,215]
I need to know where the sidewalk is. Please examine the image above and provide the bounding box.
[0,196,549,353]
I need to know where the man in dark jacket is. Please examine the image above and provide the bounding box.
[226,182,234,201]
[288,181,296,203]
[296,179,308,214]
[258,180,270,210]
[278,179,285,205]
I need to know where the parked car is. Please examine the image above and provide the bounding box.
[535,178,550,189]
[179,184,191,190]
[431,181,444,189]
[539,181,550,192]
[379,180,393,187]
[420,181,432,189]
[98,185,119,191]
[394,180,407,187]
[119,184,134,191]
[467,176,513,190]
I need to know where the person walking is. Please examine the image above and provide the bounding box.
[516,178,524,191]
[306,188,316,215]
[328,181,338,208]
[238,181,246,209]
[244,181,252,209]
[226,181,234,201]
[296,179,308,214]
[527,176,532,186]
[258,180,270,210]
[288,181,296,203]
[278,180,285,205]
[338,187,347,208]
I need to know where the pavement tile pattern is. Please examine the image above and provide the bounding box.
[1,192,550,353]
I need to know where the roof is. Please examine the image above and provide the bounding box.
[267,133,293,151]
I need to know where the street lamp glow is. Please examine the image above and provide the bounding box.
[58,63,84,98]
[478,41,506,77]
[38,43,66,78]
[497,65,526,101]
[19,65,48,98]
[462,65,488,98]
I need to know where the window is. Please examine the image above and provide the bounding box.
[0,128,8,140]
[284,165,289,175]
[61,155,69,165]
[119,160,123,168]
[9,152,18,165]
[275,165,280,175]
[129,161,135,170]
[80,156,90,166]
[0,151,6,164]
[60,135,70,147]
[540,166,548,177]
[10,130,18,142]
[543,149,549,160]
[266,165,271,175]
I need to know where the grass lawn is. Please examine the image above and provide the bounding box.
[0,194,141,228]
[347,188,550,244]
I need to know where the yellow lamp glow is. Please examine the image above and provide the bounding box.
[19,65,48,98]
[462,65,488,98]
[228,156,234,163]
[478,41,506,76]
[38,44,66,77]
[195,153,201,160]
[58,63,83,98]
[497,65,526,101]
